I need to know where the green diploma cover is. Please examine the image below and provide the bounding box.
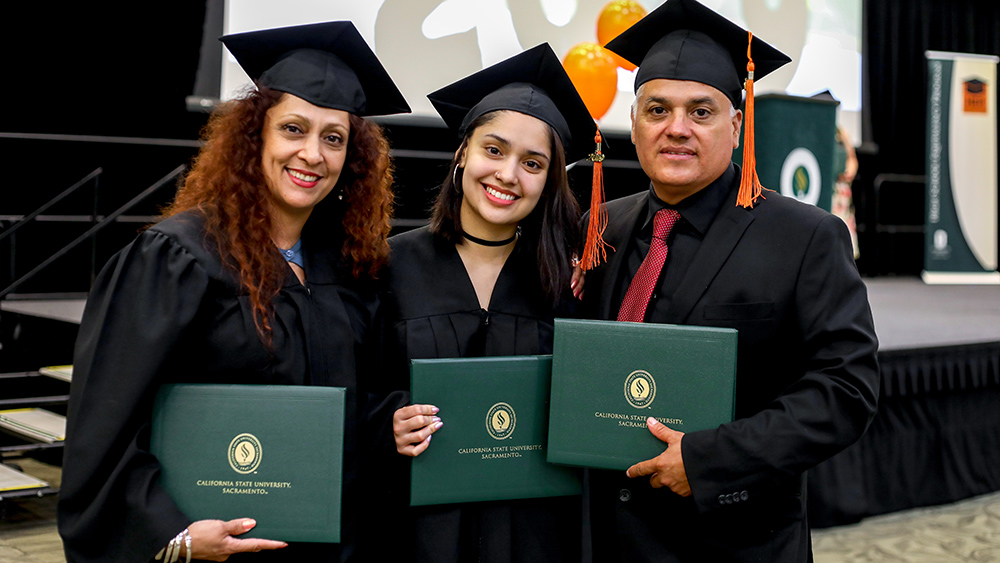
[548,319,737,470]
[409,356,582,506]
[150,384,345,543]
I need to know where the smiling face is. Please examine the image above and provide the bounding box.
[457,110,552,239]
[260,93,351,226]
[631,79,742,204]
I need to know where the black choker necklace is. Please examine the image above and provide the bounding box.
[462,228,519,247]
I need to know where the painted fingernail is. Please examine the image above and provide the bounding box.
[434,421,444,430]
[244,519,256,529]
[431,406,440,414]
[647,417,658,425]
[571,279,578,289]
[432,416,441,423]
[427,434,433,443]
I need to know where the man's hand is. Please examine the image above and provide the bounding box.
[625,417,691,497]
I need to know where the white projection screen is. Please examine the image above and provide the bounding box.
[222,0,862,141]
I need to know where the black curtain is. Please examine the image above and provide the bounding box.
[864,0,1000,176]
[1,1,209,139]
[858,0,1000,276]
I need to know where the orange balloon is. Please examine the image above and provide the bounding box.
[563,43,619,120]
[596,0,648,71]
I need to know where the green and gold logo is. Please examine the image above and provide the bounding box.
[793,166,810,198]
[486,402,516,440]
[228,433,262,474]
[780,147,821,206]
[625,370,656,408]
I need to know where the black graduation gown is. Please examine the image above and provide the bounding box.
[377,226,581,563]
[58,211,377,563]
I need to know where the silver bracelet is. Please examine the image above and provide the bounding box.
[155,528,190,563]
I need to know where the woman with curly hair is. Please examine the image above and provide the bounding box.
[58,22,408,563]
[380,44,594,562]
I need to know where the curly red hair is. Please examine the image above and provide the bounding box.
[162,87,394,340]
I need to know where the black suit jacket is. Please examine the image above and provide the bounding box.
[582,179,880,562]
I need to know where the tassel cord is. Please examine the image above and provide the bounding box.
[737,31,767,208]
[581,130,613,270]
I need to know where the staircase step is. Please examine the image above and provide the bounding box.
[0,294,86,325]
[38,366,72,383]
[0,409,66,443]
[0,463,50,496]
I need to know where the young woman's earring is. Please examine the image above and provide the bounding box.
[453,166,463,190]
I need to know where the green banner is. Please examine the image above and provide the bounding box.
[923,51,1000,284]
[734,94,838,211]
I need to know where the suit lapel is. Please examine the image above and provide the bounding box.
[597,193,647,320]
[664,194,755,324]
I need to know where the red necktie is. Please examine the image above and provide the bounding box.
[617,208,681,322]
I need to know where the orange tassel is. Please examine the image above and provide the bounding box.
[580,129,613,270]
[737,31,767,208]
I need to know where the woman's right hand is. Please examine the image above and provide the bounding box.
[186,518,287,561]
[393,404,442,457]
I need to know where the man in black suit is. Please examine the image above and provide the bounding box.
[580,0,880,561]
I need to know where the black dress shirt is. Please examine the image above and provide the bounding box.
[614,163,736,318]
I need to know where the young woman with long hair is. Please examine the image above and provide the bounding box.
[379,44,594,562]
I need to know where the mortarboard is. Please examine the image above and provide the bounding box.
[426,43,596,163]
[220,21,410,117]
[603,0,791,210]
[605,0,789,108]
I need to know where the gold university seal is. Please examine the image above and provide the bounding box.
[486,402,516,440]
[228,433,262,474]
[625,370,656,409]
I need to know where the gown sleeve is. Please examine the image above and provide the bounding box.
[58,228,210,563]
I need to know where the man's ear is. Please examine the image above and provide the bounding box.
[732,108,744,149]
[630,108,637,145]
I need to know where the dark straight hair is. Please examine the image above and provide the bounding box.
[428,110,582,304]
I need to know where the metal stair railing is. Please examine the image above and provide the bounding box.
[0,165,186,300]
[0,168,103,245]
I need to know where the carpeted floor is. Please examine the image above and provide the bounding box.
[3,460,1000,562]
[813,490,1000,562]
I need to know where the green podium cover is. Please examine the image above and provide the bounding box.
[409,356,582,506]
[150,384,344,543]
[734,93,838,211]
[548,319,737,470]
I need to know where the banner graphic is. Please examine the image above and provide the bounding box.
[924,51,1000,284]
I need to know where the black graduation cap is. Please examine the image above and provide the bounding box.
[427,43,596,163]
[220,21,410,117]
[605,0,790,107]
